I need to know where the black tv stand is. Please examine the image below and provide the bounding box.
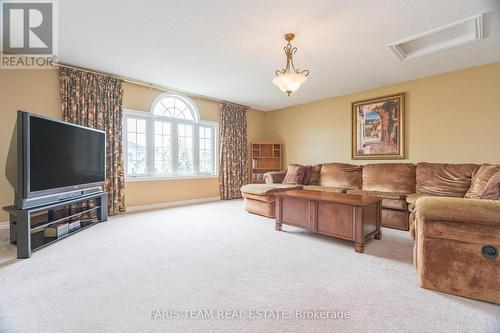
[3,192,108,259]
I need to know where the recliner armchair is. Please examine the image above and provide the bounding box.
[414,197,500,304]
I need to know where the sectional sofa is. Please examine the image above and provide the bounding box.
[240,162,500,304]
[241,162,499,231]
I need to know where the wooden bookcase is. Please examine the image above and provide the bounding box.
[250,142,282,183]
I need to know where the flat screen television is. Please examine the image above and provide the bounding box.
[15,111,106,208]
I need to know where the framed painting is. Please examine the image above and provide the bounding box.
[352,93,405,160]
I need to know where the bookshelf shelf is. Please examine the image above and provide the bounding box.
[250,142,282,183]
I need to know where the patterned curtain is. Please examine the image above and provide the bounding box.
[219,103,249,199]
[59,67,125,215]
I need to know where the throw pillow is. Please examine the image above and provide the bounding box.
[465,164,500,198]
[480,171,500,200]
[282,164,308,185]
[302,165,312,185]
[305,164,322,185]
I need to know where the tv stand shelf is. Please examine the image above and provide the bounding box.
[30,206,100,233]
[3,192,107,259]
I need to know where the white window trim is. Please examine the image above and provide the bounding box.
[123,98,219,181]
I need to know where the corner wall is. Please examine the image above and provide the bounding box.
[264,61,500,166]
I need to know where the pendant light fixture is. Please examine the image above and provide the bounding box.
[272,33,309,96]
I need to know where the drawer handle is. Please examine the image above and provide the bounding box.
[481,245,498,260]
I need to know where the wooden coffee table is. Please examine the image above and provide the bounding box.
[274,190,382,253]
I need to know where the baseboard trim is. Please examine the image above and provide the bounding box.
[0,196,222,222]
[126,196,220,213]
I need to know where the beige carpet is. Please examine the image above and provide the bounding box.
[0,200,498,333]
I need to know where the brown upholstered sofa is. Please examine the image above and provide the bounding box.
[242,162,499,231]
[243,162,415,230]
[241,161,500,304]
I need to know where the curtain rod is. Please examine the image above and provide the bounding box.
[55,62,250,109]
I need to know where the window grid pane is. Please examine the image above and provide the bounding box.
[126,118,146,175]
[178,124,193,174]
[199,127,213,174]
[154,120,172,175]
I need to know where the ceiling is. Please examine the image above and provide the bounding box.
[59,0,500,111]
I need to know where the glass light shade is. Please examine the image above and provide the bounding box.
[272,73,308,96]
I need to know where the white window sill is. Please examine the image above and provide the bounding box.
[125,175,219,182]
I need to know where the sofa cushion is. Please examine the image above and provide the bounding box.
[305,164,322,185]
[362,163,416,193]
[416,162,477,197]
[241,184,302,196]
[346,189,407,211]
[465,164,500,198]
[480,171,500,200]
[303,185,346,193]
[283,164,308,185]
[319,163,362,190]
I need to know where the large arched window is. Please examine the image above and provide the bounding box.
[123,94,217,179]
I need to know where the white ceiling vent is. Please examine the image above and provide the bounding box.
[388,15,483,62]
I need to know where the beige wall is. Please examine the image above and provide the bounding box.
[0,70,266,219]
[0,69,60,220]
[265,61,500,166]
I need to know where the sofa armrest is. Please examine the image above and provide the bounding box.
[416,197,500,225]
[264,171,286,184]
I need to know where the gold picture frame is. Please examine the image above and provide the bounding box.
[352,92,405,160]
